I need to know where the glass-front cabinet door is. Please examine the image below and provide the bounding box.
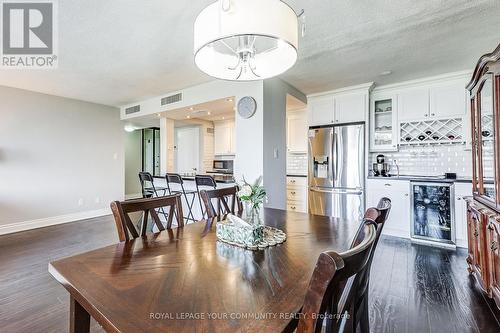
[370,94,398,152]
[471,97,481,194]
[478,76,497,203]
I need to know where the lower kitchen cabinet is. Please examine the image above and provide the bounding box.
[366,179,470,246]
[286,176,307,213]
[366,179,410,238]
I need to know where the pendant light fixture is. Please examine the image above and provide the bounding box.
[194,0,304,81]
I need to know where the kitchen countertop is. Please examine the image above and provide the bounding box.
[153,175,235,184]
[367,175,472,183]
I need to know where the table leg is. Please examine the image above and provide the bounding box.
[70,295,90,333]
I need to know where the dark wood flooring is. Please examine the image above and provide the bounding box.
[0,216,499,333]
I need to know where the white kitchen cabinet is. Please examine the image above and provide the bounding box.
[287,111,308,153]
[397,87,430,122]
[454,182,472,247]
[286,176,307,213]
[370,93,398,152]
[214,120,235,155]
[397,81,467,122]
[334,92,366,124]
[429,82,467,119]
[309,95,334,126]
[366,179,410,238]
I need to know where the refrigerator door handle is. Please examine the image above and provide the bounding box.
[309,187,363,195]
[333,132,339,183]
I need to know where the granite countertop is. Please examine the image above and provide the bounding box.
[367,175,472,183]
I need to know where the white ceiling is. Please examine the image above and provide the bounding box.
[163,97,235,122]
[1,0,499,107]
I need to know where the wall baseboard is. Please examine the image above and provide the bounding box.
[0,208,112,236]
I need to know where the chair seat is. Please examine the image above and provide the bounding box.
[144,186,168,192]
[171,189,197,195]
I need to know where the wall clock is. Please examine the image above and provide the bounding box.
[237,96,257,119]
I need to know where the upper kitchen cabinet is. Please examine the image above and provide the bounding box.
[308,84,372,126]
[214,120,235,155]
[370,93,398,152]
[334,92,366,124]
[308,95,335,126]
[398,81,467,122]
[287,111,308,153]
[429,81,467,119]
[397,87,430,122]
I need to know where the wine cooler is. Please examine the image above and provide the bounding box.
[410,181,455,247]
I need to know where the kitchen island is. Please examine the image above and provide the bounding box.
[152,175,236,221]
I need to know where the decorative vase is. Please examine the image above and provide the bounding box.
[243,201,262,225]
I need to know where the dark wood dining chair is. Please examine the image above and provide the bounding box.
[199,186,243,221]
[110,194,184,242]
[345,197,392,333]
[293,221,378,333]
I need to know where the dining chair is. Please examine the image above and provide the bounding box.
[195,175,217,219]
[138,172,168,198]
[165,173,198,223]
[199,186,243,221]
[345,198,392,333]
[292,221,378,333]
[110,194,184,242]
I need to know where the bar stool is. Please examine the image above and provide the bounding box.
[165,173,197,223]
[195,175,217,219]
[138,172,169,223]
[138,172,169,198]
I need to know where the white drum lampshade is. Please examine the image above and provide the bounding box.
[194,0,299,81]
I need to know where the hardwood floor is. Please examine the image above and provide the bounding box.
[0,216,499,333]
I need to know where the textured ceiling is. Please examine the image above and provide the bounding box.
[0,0,499,107]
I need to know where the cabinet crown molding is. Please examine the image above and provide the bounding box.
[307,82,374,98]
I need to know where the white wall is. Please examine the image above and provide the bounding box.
[0,86,124,233]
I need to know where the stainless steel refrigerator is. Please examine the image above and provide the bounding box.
[308,124,365,221]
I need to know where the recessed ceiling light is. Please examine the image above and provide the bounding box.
[380,70,392,76]
[189,107,194,111]
[157,113,161,117]
[207,111,211,115]
[222,116,225,120]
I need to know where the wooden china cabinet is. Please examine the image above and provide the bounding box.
[466,43,500,309]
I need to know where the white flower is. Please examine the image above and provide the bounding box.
[238,185,252,197]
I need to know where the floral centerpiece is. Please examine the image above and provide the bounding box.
[237,176,266,224]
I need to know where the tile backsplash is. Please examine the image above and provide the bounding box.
[369,144,472,178]
[287,152,308,175]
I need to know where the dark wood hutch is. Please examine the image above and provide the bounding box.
[466,43,500,309]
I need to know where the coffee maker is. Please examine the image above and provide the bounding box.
[372,154,391,177]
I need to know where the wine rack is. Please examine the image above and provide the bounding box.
[400,118,464,145]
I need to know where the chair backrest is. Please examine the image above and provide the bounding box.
[195,175,217,189]
[165,173,185,194]
[138,172,155,198]
[110,194,184,241]
[297,222,377,333]
[345,198,392,322]
[199,186,243,220]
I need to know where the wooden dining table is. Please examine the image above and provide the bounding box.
[49,208,359,333]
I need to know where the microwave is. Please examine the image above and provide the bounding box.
[213,160,233,173]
